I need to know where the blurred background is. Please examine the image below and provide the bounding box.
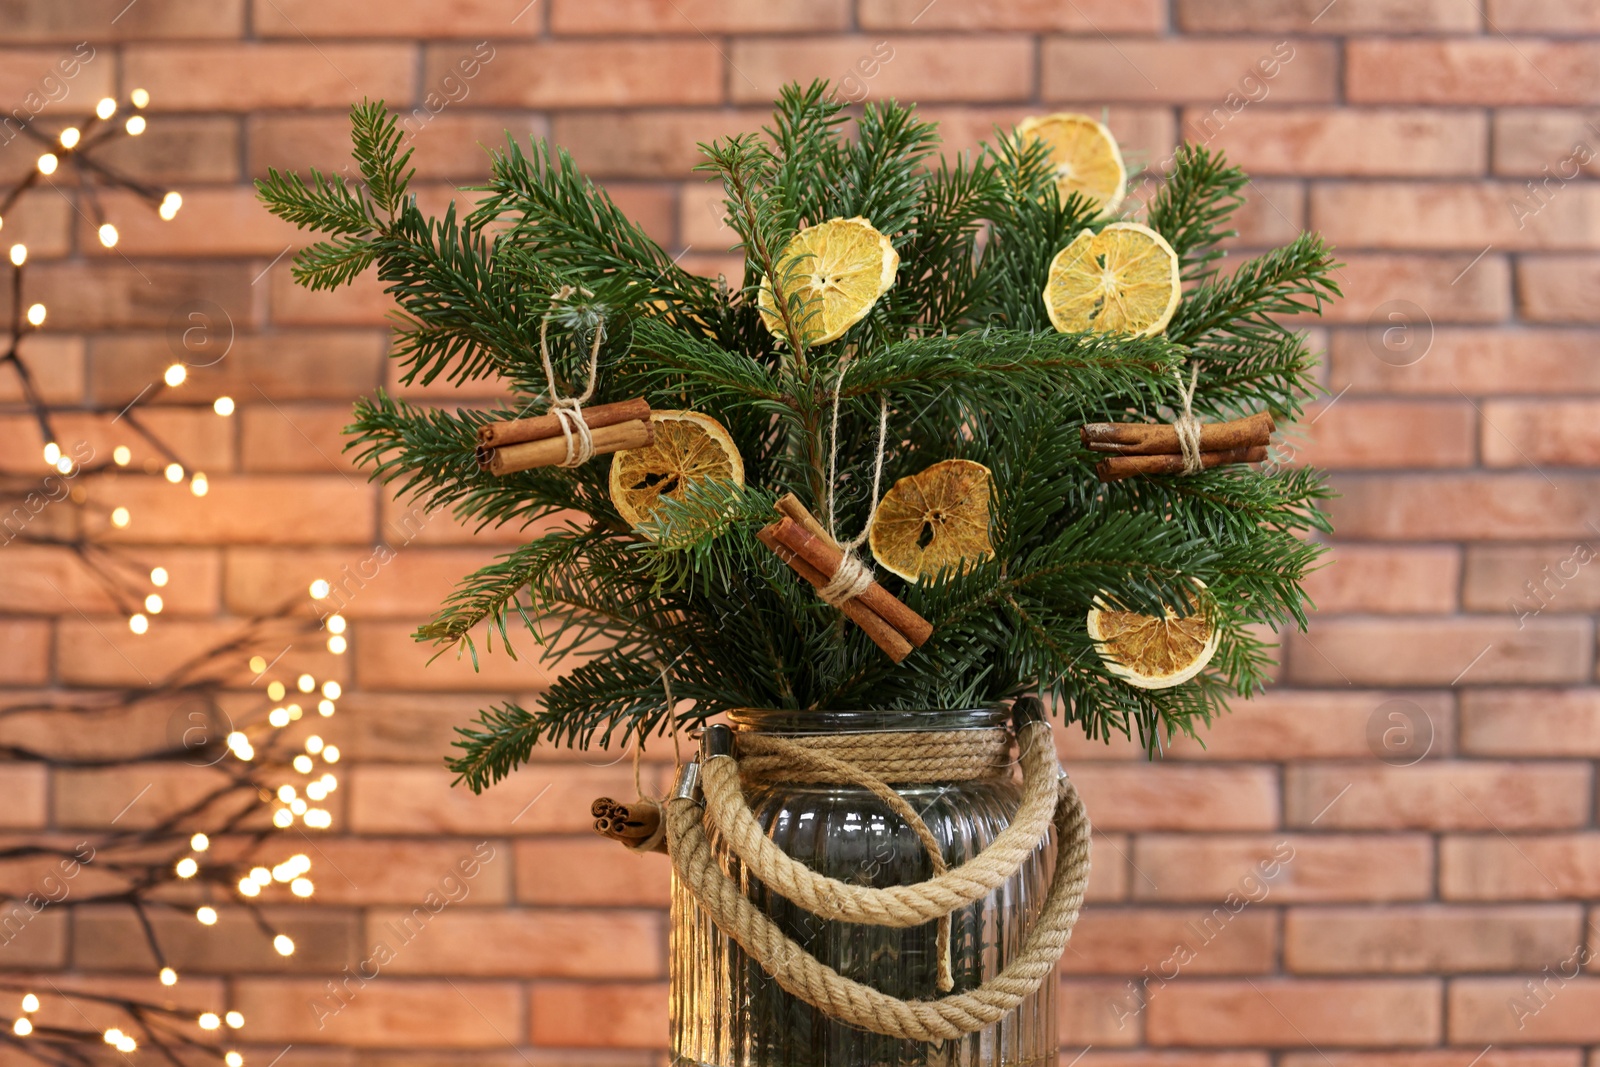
[1,0,1597,1063]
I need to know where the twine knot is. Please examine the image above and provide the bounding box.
[539,285,602,468]
[551,399,594,468]
[1172,363,1203,475]
[817,548,876,607]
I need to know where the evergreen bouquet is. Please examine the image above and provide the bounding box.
[258,83,1337,791]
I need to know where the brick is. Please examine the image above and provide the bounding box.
[56,614,348,687]
[284,837,511,905]
[1285,904,1580,973]
[51,763,233,829]
[91,116,242,185]
[0,186,71,256]
[1043,39,1335,105]
[1466,539,1600,615]
[925,105,1177,167]
[1286,615,1591,685]
[303,691,485,763]
[1063,977,1145,1045]
[515,837,671,907]
[1134,835,1434,902]
[1069,766,1279,831]
[124,44,415,111]
[74,904,358,972]
[1083,1055,1270,1067]
[1315,180,1600,251]
[226,546,501,617]
[1492,109,1600,178]
[269,262,393,327]
[12,262,251,332]
[1482,399,1600,467]
[1224,179,1308,247]
[550,109,766,180]
[430,42,721,109]
[0,409,233,476]
[0,335,82,405]
[1462,689,1600,756]
[1518,256,1600,321]
[89,331,384,406]
[238,402,359,475]
[1349,40,1600,106]
[256,0,540,36]
[0,765,47,829]
[1321,253,1511,327]
[85,187,303,257]
[0,907,66,967]
[530,982,667,1048]
[598,181,678,250]
[353,620,568,692]
[1059,907,1276,975]
[379,496,567,547]
[1147,979,1441,1046]
[86,475,373,545]
[861,0,1163,31]
[1286,762,1591,830]
[1290,399,1474,469]
[1487,0,1600,31]
[235,978,522,1046]
[348,764,660,835]
[0,620,50,687]
[1186,108,1486,177]
[0,46,115,115]
[1301,545,1460,614]
[1088,832,1133,902]
[251,111,546,182]
[1284,1053,1579,1067]
[1327,473,1600,540]
[1178,0,1479,31]
[0,545,218,616]
[373,907,662,978]
[0,1,243,39]
[1332,328,1600,396]
[1172,691,1454,761]
[732,36,1035,105]
[1449,977,1600,1043]
[1441,834,1600,900]
[554,0,851,33]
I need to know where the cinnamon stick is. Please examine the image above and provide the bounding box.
[1096,445,1269,483]
[774,492,833,544]
[478,398,652,449]
[768,517,934,647]
[756,525,913,663]
[481,419,654,475]
[591,797,667,854]
[1081,411,1275,456]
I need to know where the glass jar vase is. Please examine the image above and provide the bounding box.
[670,708,1059,1067]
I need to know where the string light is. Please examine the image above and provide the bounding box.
[224,1011,244,1029]
[276,785,295,803]
[286,702,302,720]
[317,699,335,716]
[321,680,342,699]
[198,1013,220,1031]
[322,745,341,763]
[289,797,308,815]
[268,707,290,728]
[152,567,170,587]
[164,462,183,483]
[10,243,26,266]
[213,396,234,416]
[226,1052,244,1067]
[164,363,186,387]
[12,1018,31,1037]
[303,809,332,829]
[226,731,254,760]
[195,906,218,926]
[131,88,150,108]
[159,191,182,221]
[292,755,313,774]
[319,773,337,792]
[160,967,178,986]
[145,593,163,614]
[21,995,39,1013]
[297,674,315,693]
[326,616,347,636]
[95,97,116,120]
[128,614,149,635]
[309,578,330,599]
[125,115,146,136]
[175,857,197,878]
[267,680,286,701]
[59,127,80,149]
[305,736,324,754]
[328,635,347,654]
[305,781,327,801]
[290,877,313,898]
[191,472,209,496]
[43,442,60,466]
[237,878,260,897]
[54,454,72,474]
[113,445,131,465]
[111,506,130,528]
[26,303,45,326]
[272,809,292,828]
[250,867,272,887]
[36,153,57,176]
[249,655,267,673]
[273,935,295,956]
[97,222,119,247]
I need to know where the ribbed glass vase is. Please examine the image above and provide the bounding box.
[670,708,1058,1067]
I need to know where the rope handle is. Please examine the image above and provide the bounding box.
[666,772,1090,1041]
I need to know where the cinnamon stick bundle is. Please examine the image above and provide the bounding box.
[758,494,933,663]
[591,796,666,854]
[1097,445,1269,483]
[477,398,654,475]
[1080,411,1275,456]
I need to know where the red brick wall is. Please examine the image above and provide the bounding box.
[3,0,1599,1062]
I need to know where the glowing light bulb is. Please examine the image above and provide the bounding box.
[325,618,347,639]
[190,832,208,850]
[286,703,302,721]
[104,1029,124,1045]
[289,797,308,815]
[160,967,178,986]
[55,455,72,474]
[36,153,57,175]
[277,784,296,803]
[321,679,342,699]
[272,808,293,828]
[175,857,197,878]
[190,472,209,496]
[226,1052,244,1067]
[268,707,289,728]
[152,567,169,587]
[267,680,286,700]
[309,579,330,599]
[195,906,218,926]
[12,1018,30,1037]
[292,755,312,775]
[305,735,324,754]
[164,462,183,483]
[322,745,340,764]
[114,445,131,465]
[297,674,315,693]
[59,127,80,149]
[131,88,149,108]
[159,191,182,220]
[273,934,295,956]
[117,1036,137,1053]
[288,854,309,874]
[26,303,45,326]
[250,867,272,886]
[125,115,146,135]
[96,97,116,120]
[164,363,186,387]
[305,781,327,801]
[225,1011,244,1029]
[320,773,337,792]
[317,699,335,716]
[198,1013,220,1031]
[145,593,163,614]
[327,635,347,654]
[226,731,253,760]
[290,877,313,898]
[237,877,260,897]
[128,613,149,634]
[97,223,118,247]
[111,507,131,529]
[213,396,234,416]
[21,994,39,1013]
[304,808,332,829]
[10,244,26,266]
[43,442,60,465]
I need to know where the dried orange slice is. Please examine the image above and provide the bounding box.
[1017,113,1127,216]
[1087,580,1219,690]
[1043,221,1180,338]
[868,459,995,583]
[608,410,744,533]
[758,216,899,346]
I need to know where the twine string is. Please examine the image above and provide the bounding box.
[818,352,891,607]
[1171,362,1203,475]
[539,285,603,468]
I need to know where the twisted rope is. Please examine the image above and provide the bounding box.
[1172,362,1203,475]
[734,728,1012,785]
[538,286,603,468]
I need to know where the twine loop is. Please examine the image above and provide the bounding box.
[539,285,603,468]
[812,351,891,609]
[817,548,876,606]
[1172,362,1203,475]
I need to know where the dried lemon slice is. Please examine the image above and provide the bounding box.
[758,216,899,346]
[1043,221,1180,338]
[1087,580,1219,690]
[868,459,995,584]
[608,410,745,533]
[1017,113,1127,216]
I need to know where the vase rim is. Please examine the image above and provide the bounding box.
[725,707,1006,734]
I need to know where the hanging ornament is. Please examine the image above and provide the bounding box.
[1016,112,1127,215]
[1086,578,1220,690]
[608,410,744,533]
[868,459,996,584]
[757,216,898,345]
[1043,221,1180,338]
